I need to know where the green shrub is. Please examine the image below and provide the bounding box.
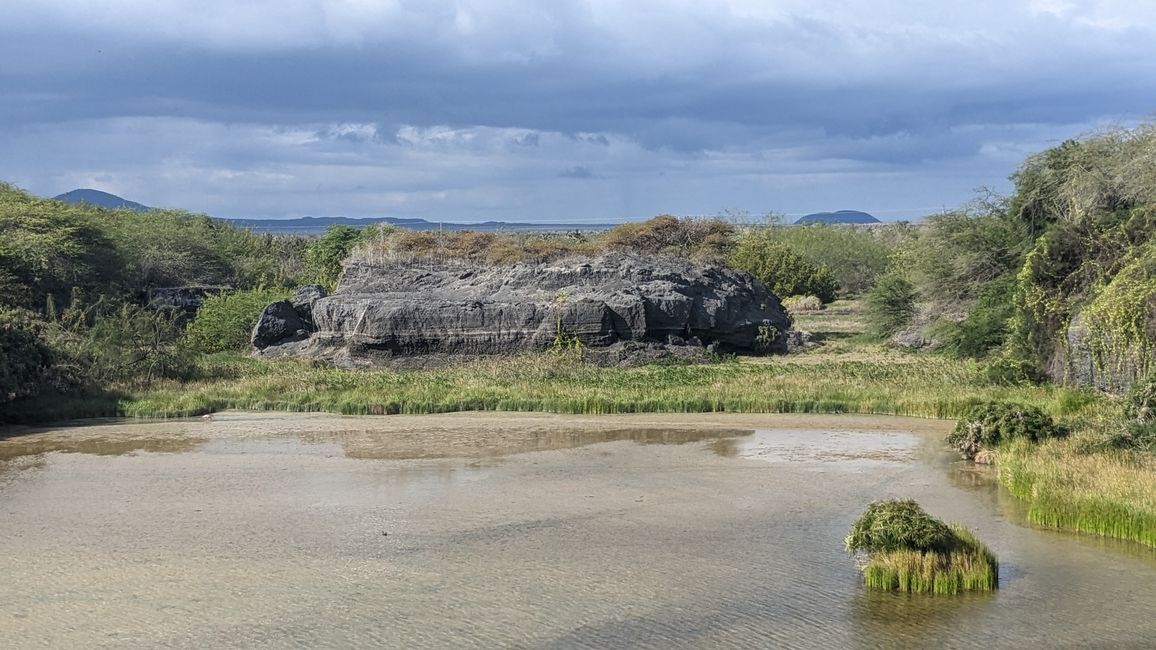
[184,288,292,354]
[845,499,957,555]
[1107,421,1156,453]
[761,223,898,296]
[305,224,367,290]
[946,401,1065,460]
[730,236,838,303]
[936,274,1017,358]
[1125,371,1156,423]
[983,356,1045,386]
[864,271,917,338]
[46,298,195,387]
[0,308,58,403]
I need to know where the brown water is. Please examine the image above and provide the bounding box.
[2,412,1155,649]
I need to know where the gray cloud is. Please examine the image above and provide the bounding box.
[0,1,1153,221]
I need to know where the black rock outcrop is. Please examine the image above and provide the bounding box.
[252,253,792,365]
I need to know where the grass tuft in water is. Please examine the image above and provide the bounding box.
[847,500,998,594]
[860,526,999,594]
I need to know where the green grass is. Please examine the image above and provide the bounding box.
[861,526,999,594]
[997,436,1156,548]
[93,350,1086,421]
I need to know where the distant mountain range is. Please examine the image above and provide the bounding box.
[51,189,616,234]
[794,210,880,225]
[52,188,885,233]
[54,189,151,211]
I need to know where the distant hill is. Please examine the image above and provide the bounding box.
[225,216,618,235]
[54,189,151,211]
[49,189,616,233]
[794,210,880,225]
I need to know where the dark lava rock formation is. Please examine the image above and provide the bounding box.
[252,253,793,366]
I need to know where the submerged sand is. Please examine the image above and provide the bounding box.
[1,412,1153,648]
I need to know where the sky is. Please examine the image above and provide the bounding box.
[2,1,1154,223]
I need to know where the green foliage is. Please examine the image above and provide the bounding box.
[912,204,1032,305]
[0,184,126,310]
[305,224,368,289]
[1082,240,1156,376]
[863,271,917,338]
[0,309,58,403]
[935,274,1017,358]
[1107,421,1156,453]
[45,297,195,387]
[1125,371,1156,423]
[845,499,957,555]
[0,183,309,314]
[983,355,1045,386]
[946,401,1065,460]
[1004,126,1156,382]
[755,223,898,295]
[184,288,292,354]
[729,235,838,303]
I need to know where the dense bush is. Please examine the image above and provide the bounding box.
[982,356,1045,386]
[845,499,957,555]
[1126,372,1156,423]
[934,274,1017,358]
[183,288,292,354]
[759,223,898,295]
[864,271,917,338]
[1108,422,1156,453]
[304,224,372,289]
[729,236,838,303]
[45,298,196,387]
[0,185,126,310]
[0,309,59,403]
[946,401,1065,460]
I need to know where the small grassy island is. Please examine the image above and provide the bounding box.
[846,500,999,595]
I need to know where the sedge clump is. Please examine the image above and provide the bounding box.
[845,499,998,594]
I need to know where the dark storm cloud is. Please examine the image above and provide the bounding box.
[0,1,1153,220]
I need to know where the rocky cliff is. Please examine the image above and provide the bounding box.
[252,253,793,366]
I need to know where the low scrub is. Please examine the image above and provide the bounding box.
[781,295,822,312]
[947,401,1065,460]
[846,500,998,594]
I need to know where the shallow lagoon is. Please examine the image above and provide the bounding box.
[2,412,1154,648]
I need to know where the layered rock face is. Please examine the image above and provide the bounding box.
[253,253,792,365]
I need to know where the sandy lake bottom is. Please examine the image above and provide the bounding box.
[2,412,1155,648]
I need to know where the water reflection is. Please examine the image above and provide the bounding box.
[300,426,755,460]
[0,435,204,461]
